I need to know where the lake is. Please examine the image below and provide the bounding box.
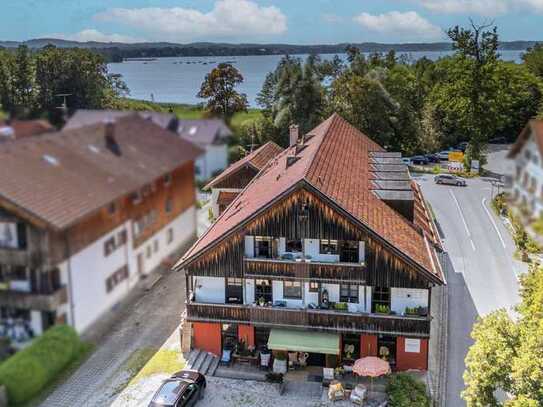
[108,50,525,107]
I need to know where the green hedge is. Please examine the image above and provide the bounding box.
[0,325,82,405]
[386,373,431,407]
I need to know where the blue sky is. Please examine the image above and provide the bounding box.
[2,0,542,44]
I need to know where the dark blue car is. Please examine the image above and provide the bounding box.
[149,370,206,407]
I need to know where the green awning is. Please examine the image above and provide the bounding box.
[267,329,340,355]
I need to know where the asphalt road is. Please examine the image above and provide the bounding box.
[415,146,525,406]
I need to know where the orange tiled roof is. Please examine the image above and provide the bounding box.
[0,115,202,230]
[178,114,443,282]
[204,141,283,190]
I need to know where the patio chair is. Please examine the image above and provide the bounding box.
[349,384,367,405]
[328,380,345,401]
[288,352,299,370]
[220,344,235,366]
[322,367,335,387]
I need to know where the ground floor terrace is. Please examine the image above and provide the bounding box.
[190,322,429,372]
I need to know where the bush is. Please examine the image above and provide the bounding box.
[386,373,431,407]
[492,192,508,216]
[0,325,82,405]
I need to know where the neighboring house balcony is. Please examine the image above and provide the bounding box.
[0,281,67,311]
[185,300,431,338]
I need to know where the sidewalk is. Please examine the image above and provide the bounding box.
[39,262,188,407]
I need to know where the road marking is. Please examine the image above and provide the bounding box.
[449,189,476,251]
[482,198,507,249]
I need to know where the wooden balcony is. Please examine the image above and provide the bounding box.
[244,257,366,283]
[186,301,431,338]
[0,286,68,311]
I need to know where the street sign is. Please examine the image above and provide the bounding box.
[471,160,480,174]
[448,162,463,173]
[449,151,464,162]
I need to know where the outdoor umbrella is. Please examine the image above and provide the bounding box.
[352,357,391,398]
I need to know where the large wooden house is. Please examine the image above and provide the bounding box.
[175,114,444,371]
[0,115,201,345]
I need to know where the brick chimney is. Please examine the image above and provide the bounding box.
[104,119,121,156]
[289,124,299,148]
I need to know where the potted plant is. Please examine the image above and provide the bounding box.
[273,351,288,374]
[375,304,390,314]
[258,296,266,307]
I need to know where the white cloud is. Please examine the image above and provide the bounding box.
[354,11,444,41]
[94,0,287,42]
[52,29,142,43]
[417,0,543,15]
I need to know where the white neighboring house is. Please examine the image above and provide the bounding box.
[508,120,543,219]
[65,111,231,182]
[0,115,202,342]
[176,119,231,181]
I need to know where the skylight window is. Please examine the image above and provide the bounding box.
[189,126,198,135]
[43,154,59,166]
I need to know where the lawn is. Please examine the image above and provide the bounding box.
[112,98,262,134]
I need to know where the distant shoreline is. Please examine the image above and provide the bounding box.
[0,38,537,62]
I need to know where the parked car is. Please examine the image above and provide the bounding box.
[410,155,429,165]
[401,157,412,165]
[434,174,467,186]
[489,136,507,144]
[457,142,469,152]
[149,370,206,407]
[425,153,440,163]
[437,151,451,161]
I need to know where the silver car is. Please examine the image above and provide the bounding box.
[434,174,467,186]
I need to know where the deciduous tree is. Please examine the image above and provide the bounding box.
[463,265,543,406]
[197,63,248,122]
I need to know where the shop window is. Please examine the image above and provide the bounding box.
[222,323,238,348]
[372,287,391,313]
[308,281,319,293]
[285,239,302,253]
[320,239,338,255]
[342,333,360,362]
[255,327,270,349]
[226,278,243,304]
[378,336,397,367]
[340,241,359,263]
[340,284,359,303]
[255,279,272,303]
[254,236,273,258]
[283,280,302,299]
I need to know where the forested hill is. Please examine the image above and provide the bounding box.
[0,39,539,62]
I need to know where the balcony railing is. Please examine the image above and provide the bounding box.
[0,285,68,311]
[244,257,366,283]
[186,301,431,337]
